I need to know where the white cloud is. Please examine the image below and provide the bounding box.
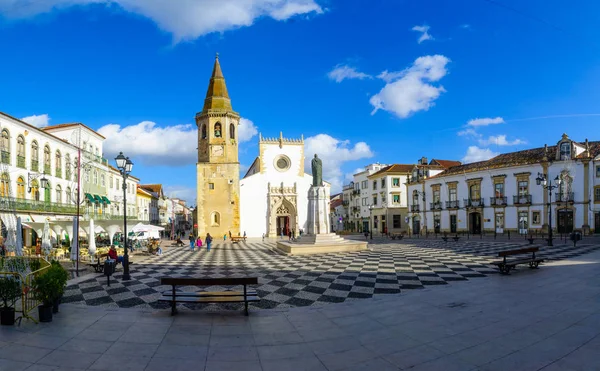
[238,118,258,143]
[462,146,499,163]
[344,167,364,183]
[370,55,450,118]
[411,25,433,43]
[21,114,50,127]
[327,65,372,83]
[457,128,479,137]
[0,0,323,42]
[164,184,196,205]
[467,117,504,127]
[478,135,526,146]
[304,134,373,192]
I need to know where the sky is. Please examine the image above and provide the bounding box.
[2,0,600,203]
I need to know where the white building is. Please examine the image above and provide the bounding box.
[329,193,344,232]
[106,165,139,221]
[347,163,388,233]
[407,135,600,236]
[240,133,319,237]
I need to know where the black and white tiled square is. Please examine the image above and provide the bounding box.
[62,239,600,311]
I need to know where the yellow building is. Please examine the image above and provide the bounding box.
[136,186,152,222]
[196,55,240,237]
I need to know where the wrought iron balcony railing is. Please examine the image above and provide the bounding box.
[430,201,443,210]
[556,192,574,202]
[410,204,420,212]
[0,197,78,214]
[464,198,484,207]
[446,200,460,209]
[513,194,532,205]
[17,155,25,169]
[490,196,507,206]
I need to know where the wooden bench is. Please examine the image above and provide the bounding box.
[231,236,247,243]
[390,234,403,240]
[173,240,185,247]
[88,253,110,273]
[493,247,544,274]
[159,277,259,316]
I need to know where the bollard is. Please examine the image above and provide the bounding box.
[508,230,511,240]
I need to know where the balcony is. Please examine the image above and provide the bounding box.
[1,151,9,165]
[410,204,420,212]
[556,192,574,202]
[342,200,349,206]
[490,196,507,206]
[446,200,460,209]
[464,198,484,207]
[0,197,78,214]
[351,207,360,213]
[513,194,532,205]
[83,151,108,165]
[352,190,360,196]
[430,201,443,210]
[31,160,39,172]
[17,155,25,169]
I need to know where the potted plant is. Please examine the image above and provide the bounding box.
[32,268,61,322]
[50,261,68,313]
[0,276,22,325]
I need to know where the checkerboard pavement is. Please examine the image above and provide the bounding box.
[61,239,600,311]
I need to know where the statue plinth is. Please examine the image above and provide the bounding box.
[307,185,330,235]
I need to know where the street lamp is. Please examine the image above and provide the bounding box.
[27,172,48,193]
[536,172,562,246]
[115,152,133,280]
[368,204,374,240]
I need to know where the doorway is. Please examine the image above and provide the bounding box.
[276,216,290,236]
[412,217,420,235]
[434,215,441,233]
[450,215,457,233]
[595,213,600,234]
[469,212,481,234]
[557,209,574,234]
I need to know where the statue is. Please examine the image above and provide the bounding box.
[311,154,322,187]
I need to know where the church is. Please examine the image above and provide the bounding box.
[196,56,325,238]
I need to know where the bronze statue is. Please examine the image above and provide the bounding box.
[311,154,322,187]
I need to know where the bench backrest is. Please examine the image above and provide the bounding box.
[498,247,539,257]
[161,277,258,286]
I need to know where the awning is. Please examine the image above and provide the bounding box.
[101,196,111,204]
[21,223,32,230]
[93,195,103,203]
[85,193,96,203]
[16,214,33,223]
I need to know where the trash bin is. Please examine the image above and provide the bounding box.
[570,232,582,242]
[103,259,116,276]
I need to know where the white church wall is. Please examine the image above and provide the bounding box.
[240,174,268,237]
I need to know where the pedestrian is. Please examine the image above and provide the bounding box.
[229,231,232,239]
[262,233,265,242]
[288,230,292,241]
[188,234,195,251]
[196,236,202,249]
[243,231,246,238]
[223,234,227,241]
[206,233,213,252]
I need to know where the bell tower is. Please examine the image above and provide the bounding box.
[196,54,240,237]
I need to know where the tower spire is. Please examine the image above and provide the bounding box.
[202,53,233,113]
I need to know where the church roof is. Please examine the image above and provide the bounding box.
[201,54,233,113]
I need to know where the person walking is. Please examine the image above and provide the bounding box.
[196,236,202,249]
[188,234,195,251]
[206,233,213,252]
[262,233,265,242]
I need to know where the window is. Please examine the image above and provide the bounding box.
[44,145,51,173]
[381,179,386,188]
[31,141,39,169]
[532,211,541,224]
[1,130,9,164]
[0,173,9,197]
[85,170,90,183]
[56,185,62,204]
[595,187,600,202]
[392,178,400,187]
[597,166,600,178]
[110,176,113,188]
[372,181,377,190]
[17,135,25,167]
[393,215,401,228]
[230,123,235,139]
[373,215,378,229]
[560,142,571,160]
[518,180,529,196]
[373,195,377,206]
[449,187,457,201]
[518,211,529,232]
[101,174,105,187]
[392,194,400,204]
[31,179,40,201]
[469,184,480,200]
[210,211,220,226]
[214,122,222,137]
[275,156,290,171]
[16,177,25,199]
[495,213,505,229]
[66,187,72,204]
[201,124,207,139]
[208,183,215,190]
[65,155,71,180]
[412,190,419,205]
[433,189,440,203]
[55,150,62,176]
[93,170,98,185]
[494,183,504,197]
[361,180,367,189]
[362,197,367,206]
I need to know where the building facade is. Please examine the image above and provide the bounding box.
[346,163,388,233]
[407,135,600,235]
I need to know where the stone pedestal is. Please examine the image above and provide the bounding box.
[307,186,330,235]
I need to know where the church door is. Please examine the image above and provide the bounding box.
[277,216,290,236]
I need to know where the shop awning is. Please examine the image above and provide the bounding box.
[101,196,111,204]
[93,195,103,204]
[85,193,96,203]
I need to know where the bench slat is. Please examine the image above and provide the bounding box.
[161,290,257,298]
[494,258,544,265]
[161,277,258,286]
[159,295,260,304]
[498,247,539,257]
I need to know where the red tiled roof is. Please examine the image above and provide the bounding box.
[369,164,414,177]
[330,199,343,209]
[430,159,461,168]
[140,184,162,193]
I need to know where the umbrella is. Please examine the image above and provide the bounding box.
[70,216,79,261]
[16,217,23,257]
[88,219,96,257]
[42,218,52,257]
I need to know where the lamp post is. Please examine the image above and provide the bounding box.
[536,172,562,247]
[115,152,133,280]
[368,204,374,240]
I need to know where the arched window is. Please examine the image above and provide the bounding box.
[0,173,9,197]
[74,157,79,181]
[1,130,10,165]
[201,124,207,139]
[55,150,62,177]
[210,211,220,226]
[214,122,222,138]
[84,169,90,183]
[93,170,98,185]
[31,179,40,201]
[44,145,51,173]
[66,187,72,204]
[101,174,105,187]
[31,141,39,171]
[65,154,71,181]
[229,123,235,140]
[56,185,62,204]
[16,176,25,199]
[17,135,25,168]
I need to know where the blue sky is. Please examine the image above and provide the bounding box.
[1,0,600,202]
